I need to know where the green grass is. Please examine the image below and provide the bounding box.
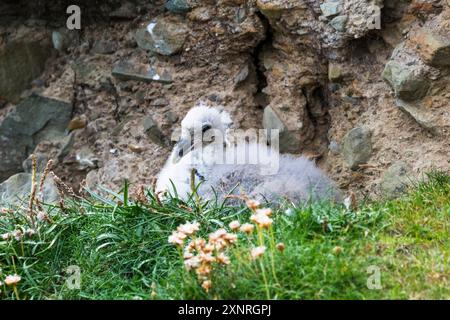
[0,171,448,300]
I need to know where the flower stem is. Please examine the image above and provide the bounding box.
[259,259,270,299]
[268,227,279,284]
[256,226,271,299]
[13,285,20,300]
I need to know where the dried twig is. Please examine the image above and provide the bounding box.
[38,159,53,203]
[28,154,37,228]
[50,172,77,198]
[50,171,80,212]
[133,185,148,204]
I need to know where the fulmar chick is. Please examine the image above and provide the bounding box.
[156,105,341,204]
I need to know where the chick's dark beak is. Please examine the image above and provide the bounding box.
[172,137,192,163]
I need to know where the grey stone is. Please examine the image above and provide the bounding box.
[382,60,430,101]
[234,64,250,87]
[151,98,169,107]
[52,31,65,51]
[71,59,112,89]
[328,63,343,82]
[165,111,179,124]
[0,38,52,103]
[263,106,300,153]
[165,0,192,13]
[52,29,79,52]
[320,0,342,18]
[236,7,247,23]
[135,17,188,56]
[395,99,439,134]
[112,61,173,84]
[0,173,59,205]
[91,39,117,55]
[0,94,73,182]
[142,116,167,147]
[263,106,286,132]
[380,161,411,198]
[329,15,348,32]
[341,127,372,170]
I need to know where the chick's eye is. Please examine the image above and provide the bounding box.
[202,124,212,133]
[178,149,183,157]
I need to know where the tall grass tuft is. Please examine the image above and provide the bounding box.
[0,169,448,299]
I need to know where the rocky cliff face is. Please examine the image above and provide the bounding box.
[0,0,449,199]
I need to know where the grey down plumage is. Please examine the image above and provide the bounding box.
[156,105,341,204]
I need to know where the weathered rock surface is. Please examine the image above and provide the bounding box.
[135,16,188,55]
[0,94,72,182]
[0,0,448,200]
[263,105,306,154]
[380,161,412,198]
[408,10,450,68]
[382,58,430,101]
[412,29,450,68]
[320,0,343,18]
[382,8,450,136]
[329,15,348,32]
[71,58,112,89]
[112,61,173,83]
[0,173,59,205]
[52,29,79,52]
[328,63,343,82]
[165,0,192,14]
[0,33,52,102]
[185,2,265,59]
[142,115,168,147]
[395,97,450,135]
[91,38,118,55]
[341,127,372,170]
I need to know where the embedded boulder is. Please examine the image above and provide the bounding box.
[52,28,79,52]
[341,127,372,170]
[0,94,73,182]
[142,115,168,147]
[0,172,59,205]
[320,0,343,18]
[263,105,308,154]
[112,60,173,84]
[135,16,188,56]
[165,0,193,14]
[382,60,430,101]
[380,161,412,198]
[0,35,52,102]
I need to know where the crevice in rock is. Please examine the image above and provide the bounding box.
[251,11,273,109]
[303,85,329,126]
[302,81,331,156]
